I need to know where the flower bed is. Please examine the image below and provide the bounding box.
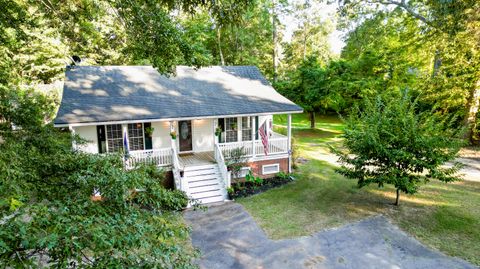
[228,173,293,199]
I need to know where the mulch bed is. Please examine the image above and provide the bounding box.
[228,176,294,199]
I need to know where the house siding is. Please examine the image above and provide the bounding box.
[192,119,214,152]
[74,125,98,153]
[151,121,171,149]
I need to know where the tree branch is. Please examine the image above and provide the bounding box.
[374,0,432,26]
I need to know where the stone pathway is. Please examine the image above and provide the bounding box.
[184,202,477,269]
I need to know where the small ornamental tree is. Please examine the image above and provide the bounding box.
[333,92,463,205]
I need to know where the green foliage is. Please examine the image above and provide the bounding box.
[333,91,463,205]
[245,170,263,186]
[226,147,248,179]
[0,87,194,268]
[336,0,480,142]
[276,171,289,181]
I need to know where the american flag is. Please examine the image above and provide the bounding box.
[259,121,268,155]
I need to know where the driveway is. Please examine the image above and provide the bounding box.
[184,202,476,269]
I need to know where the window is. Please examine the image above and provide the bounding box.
[239,167,251,178]
[128,123,144,151]
[241,117,252,141]
[106,124,123,153]
[262,163,280,175]
[225,117,238,143]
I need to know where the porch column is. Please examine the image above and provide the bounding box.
[69,125,76,151]
[169,121,175,148]
[287,114,292,173]
[251,116,256,158]
[213,118,218,145]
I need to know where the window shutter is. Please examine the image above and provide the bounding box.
[144,122,153,150]
[96,125,106,153]
[255,116,259,140]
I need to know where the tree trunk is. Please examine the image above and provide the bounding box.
[432,49,442,77]
[463,80,480,142]
[216,26,225,66]
[309,111,316,128]
[394,188,400,206]
[302,26,307,61]
[272,0,278,83]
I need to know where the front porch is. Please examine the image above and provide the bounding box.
[126,131,290,169]
[121,114,292,205]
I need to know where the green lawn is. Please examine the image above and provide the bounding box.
[238,112,480,266]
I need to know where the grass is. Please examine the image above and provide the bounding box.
[237,112,480,265]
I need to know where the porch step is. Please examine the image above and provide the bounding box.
[183,163,227,205]
[184,164,217,171]
[187,174,219,182]
[191,195,225,205]
[188,178,219,188]
[184,168,219,177]
[189,184,221,193]
[191,189,224,199]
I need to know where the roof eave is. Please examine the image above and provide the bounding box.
[54,109,304,128]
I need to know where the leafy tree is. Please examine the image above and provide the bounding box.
[281,1,333,72]
[334,92,463,205]
[0,87,194,267]
[338,0,480,142]
[276,56,327,128]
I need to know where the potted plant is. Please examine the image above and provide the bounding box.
[170,131,177,139]
[215,127,222,137]
[145,126,155,137]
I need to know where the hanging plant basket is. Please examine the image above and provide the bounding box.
[170,131,177,139]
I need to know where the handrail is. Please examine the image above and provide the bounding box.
[126,148,172,169]
[214,143,230,189]
[218,135,288,158]
[171,141,187,194]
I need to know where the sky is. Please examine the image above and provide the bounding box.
[279,0,347,55]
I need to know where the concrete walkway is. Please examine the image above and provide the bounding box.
[184,202,477,269]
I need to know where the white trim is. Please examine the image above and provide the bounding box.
[54,110,303,128]
[239,166,251,178]
[287,114,292,173]
[250,153,289,162]
[126,122,145,151]
[262,163,280,175]
[177,120,194,153]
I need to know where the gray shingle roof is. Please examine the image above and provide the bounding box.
[54,65,303,126]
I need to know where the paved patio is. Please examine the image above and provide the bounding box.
[184,202,477,269]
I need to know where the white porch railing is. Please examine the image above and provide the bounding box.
[214,143,231,188]
[219,132,288,159]
[171,140,188,194]
[126,148,172,169]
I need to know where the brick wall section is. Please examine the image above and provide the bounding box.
[248,158,288,178]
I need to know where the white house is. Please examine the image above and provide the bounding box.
[54,65,303,204]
